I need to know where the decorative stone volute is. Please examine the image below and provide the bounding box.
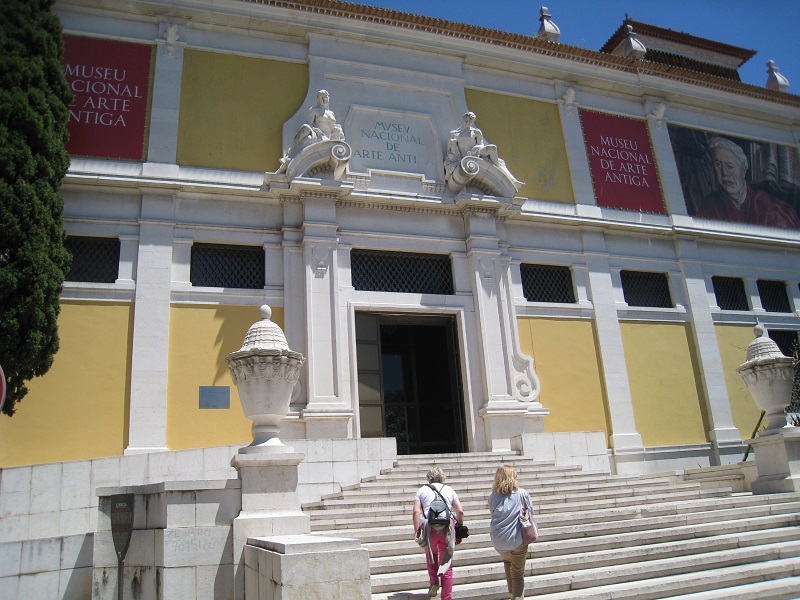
[737,325,795,435]
[226,305,306,453]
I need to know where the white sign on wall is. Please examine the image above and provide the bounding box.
[344,106,443,181]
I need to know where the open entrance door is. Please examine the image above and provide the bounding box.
[355,313,466,454]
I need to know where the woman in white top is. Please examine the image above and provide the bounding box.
[413,466,464,599]
[488,465,533,600]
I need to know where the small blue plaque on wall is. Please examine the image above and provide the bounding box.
[199,386,230,409]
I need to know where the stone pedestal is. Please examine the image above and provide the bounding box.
[748,428,800,494]
[244,535,370,600]
[480,400,546,452]
[231,453,310,600]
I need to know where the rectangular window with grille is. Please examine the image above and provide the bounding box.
[350,249,454,295]
[768,330,799,357]
[712,276,749,311]
[757,279,791,313]
[65,236,120,283]
[620,270,673,308]
[190,243,265,289]
[520,264,576,303]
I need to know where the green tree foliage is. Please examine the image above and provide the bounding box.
[0,0,72,415]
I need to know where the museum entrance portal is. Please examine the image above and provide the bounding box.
[355,313,466,454]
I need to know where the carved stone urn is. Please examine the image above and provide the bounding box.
[737,325,795,435]
[226,305,305,453]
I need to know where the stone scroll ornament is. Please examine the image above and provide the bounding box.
[277,89,352,180]
[443,111,523,197]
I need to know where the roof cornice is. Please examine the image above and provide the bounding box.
[244,0,800,109]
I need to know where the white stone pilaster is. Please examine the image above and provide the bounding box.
[645,101,688,217]
[118,234,138,285]
[144,22,186,167]
[126,192,175,454]
[556,85,595,205]
[583,231,643,452]
[675,238,742,451]
[281,199,308,438]
[463,207,547,451]
[299,191,352,438]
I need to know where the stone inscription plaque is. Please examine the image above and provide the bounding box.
[345,106,443,180]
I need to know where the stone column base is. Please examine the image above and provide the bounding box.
[480,400,547,452]
[748,428,800,494]
[245,535,371,600]
[300,407,353,439]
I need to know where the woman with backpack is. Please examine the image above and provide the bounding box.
[488,464,534,600]
[413,466,464,599]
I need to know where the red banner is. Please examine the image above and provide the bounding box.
[62,36,153,160]
[580,110,665,213]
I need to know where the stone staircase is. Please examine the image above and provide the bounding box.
[304,452,800,599]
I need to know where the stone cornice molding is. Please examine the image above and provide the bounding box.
[336,199,454,217]
[243,0,800,109]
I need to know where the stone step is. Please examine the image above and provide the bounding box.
[314,494,800,548]
[304,452,800,598]
[324,473,678,502]
[658,576,800,599]
[307,479,700,510]
[370,545,800,599]
[368,523,800,580]
[356,466,605,490]
[308,487,734,530]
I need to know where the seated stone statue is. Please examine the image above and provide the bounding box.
[280,90,345,170]
[444,111,521,194]
[444,112,499,177]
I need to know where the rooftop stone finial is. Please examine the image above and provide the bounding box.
[766,60,790,92]
[537,6,560,42]
[622,24,647,59]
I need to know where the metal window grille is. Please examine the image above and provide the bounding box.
[191,243,265,289]
[351,250,454,295]
[620,270,673,308]
[712,276,749,311]
[757,279,791,313]
[520,264,576,303]
[768,329,799,358]
[65,236,120,283]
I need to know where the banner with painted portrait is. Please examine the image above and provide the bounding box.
[668,125,800,229]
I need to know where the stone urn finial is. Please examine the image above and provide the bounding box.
[737,325,795,435]
[226,305,305,453]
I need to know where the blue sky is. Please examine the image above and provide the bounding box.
[357,0,799,90]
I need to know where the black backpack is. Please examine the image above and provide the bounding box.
[426,484,452,531]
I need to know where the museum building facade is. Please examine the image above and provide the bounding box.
[2,0,799,474]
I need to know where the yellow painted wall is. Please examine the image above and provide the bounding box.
[167,304,285,449]
[0,301,133,467]
[715,324,759,439]
[465,89,574,203]
[177,50,308,172]
[620,322,708,446]
[518,317,610,439]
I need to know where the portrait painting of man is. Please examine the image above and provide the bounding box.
[668,125,800,229]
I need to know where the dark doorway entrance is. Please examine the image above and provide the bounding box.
[355,314,466,454]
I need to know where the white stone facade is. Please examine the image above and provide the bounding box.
[50,0,800,470]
